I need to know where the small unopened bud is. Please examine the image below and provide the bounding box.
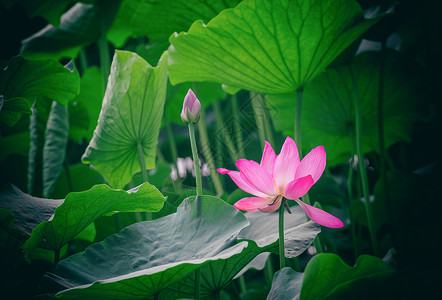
[181,89,201,124]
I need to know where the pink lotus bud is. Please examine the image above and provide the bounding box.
[181,89,201,124]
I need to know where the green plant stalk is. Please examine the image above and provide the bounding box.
[192,83,224,196]
[189,122,202,300]
[212,101,226,165]
[378,41,392,223]
[64,159,73,192]
[97,8,110,96]
[231,94,245,158]
[348,128,360,258]
[264,256,274,287]
[213,101,239,162]
[238,275,247,293]
[198,109,224,196]
[54,249,60,266]
[295,89,325,253]
[78,48,89,74]
[350,65,380,256]
[188,123,203,196]
[262,96,275,146]
[251,92,266,148]
[165,118,183,191]
[136,141,151,220]
[279,197,286,269]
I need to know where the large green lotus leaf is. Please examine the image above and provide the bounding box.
[300,253,394,300]
[168,0,378,94]
[267,267,304,300]
[268,51,423,166]
[42,101,69,198]
[39,195,249,299]
[0,184,63,236]
[20,2,120,60]
[22,182,165,255]
[0,0,74,26]
[0,56,80,106]
[107,0,241,47]
[82,50,168,188]
[161,207,320,299]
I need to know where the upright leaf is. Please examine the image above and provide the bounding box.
[268,51,423,166]
[40,195,249,299]
[42,101,69,198]
[301,253,394,300]
[267,267,303,300]
[23,182,165,256]
[107,0,241,47]
[82,50,168,188]
[0,56,80,106]
[169,0,378,94]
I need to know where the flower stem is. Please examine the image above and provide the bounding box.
[263,100,275,146]
[238,276,247,293]
[231,94,245,158]
[165,118,182,192]
[197,106,224,196]
[350,65,380,256]
[78,48,89,74]
[213,100,239,162]
[97,6,110,97]
[188,123,203,196]
[278,197,286,269]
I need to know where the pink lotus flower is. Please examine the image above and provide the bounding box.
[217,137,343,228]
[181,89,201,124]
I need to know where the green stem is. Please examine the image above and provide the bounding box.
[137,141,148,183]
[193,83,224,196]
[78,48,89,74]
[165,118,182,191]
[97,6,110,96]
[261,95,275,146]
[213,101,239,162]
[214,290,221,300]
[198,109,224,196]
[264,256,274,288]
[188,123,203,196]
[279,197,286,269]
[231,94,245,158]
[350,65,380,256]
[238,276,247,294]
[348,129,359,258]
[251,92,266,148]
[136,141,150,221]
[64,159,73,193]
[378,41,392,222]
[54,249,60,266]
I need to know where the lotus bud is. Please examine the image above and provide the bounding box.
[181,89,201,124]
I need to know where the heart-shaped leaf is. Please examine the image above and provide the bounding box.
[39,195,249,298]
[0,56,80,106]
[42,101,69,198]
[268,51,423,166]
[22,182,165,255]
[168,0,378,94]
[267,267,303,300]
[107,0,241,47]
[21,2,121,60]
[301,253,394,299]
[81,50,168,188]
